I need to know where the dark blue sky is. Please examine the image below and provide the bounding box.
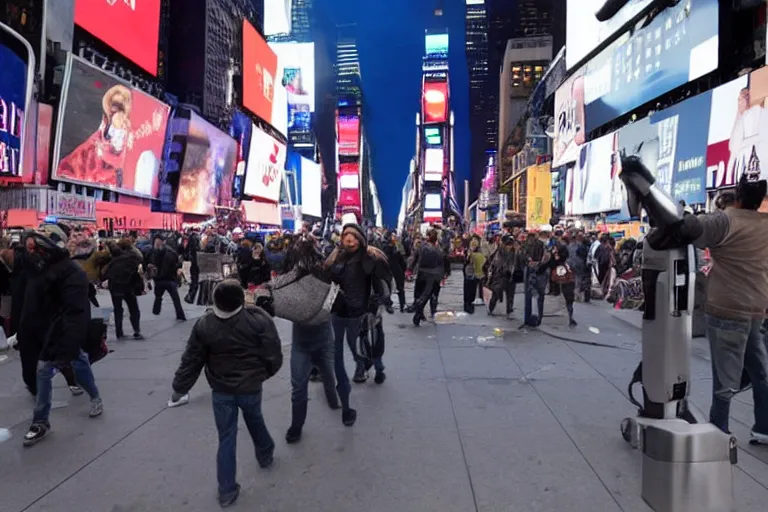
[316,0,470,227]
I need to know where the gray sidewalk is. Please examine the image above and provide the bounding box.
[0,277,766,511]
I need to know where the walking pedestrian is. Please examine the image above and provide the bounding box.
[148,234,186,321]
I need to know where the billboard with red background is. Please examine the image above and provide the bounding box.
[338,115,360,156]
[423,81,448,124]
[243,20,278,124]
[34,104,53,185]
[54,56,170,199]
[337,162,360,209]
[74,0,161,76]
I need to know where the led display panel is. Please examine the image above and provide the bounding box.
[0,40,28,178]
[244,124,286,203]
[338,115,360,156]
[75,0,161,75]
[583,0,719,132]
[243,20,278,124]
[424,127,442,146]
[54,55,170,198]
[425,33,448,55]
[423,82,448,124]
[424,148,443,182]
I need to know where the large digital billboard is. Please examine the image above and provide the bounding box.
[564,132,621,215]
[338,162,360,209]
[0,41,28,179]
[424,148,443,182]
[300,157,322,218]
[54,55,170,198]
[566,0,654,70]
[264,0,292,37]
[338,115,360,156]
[706,68,768,190]
[243,20,278,124]
[270,42,315,113]
[175,112,238,216]
[74,0,161,76]
[424,126,442,146]
[553,69,586,167]
[423,81,448,124]
[425,33,448,55]
[244,124,286,203]
[583,0,719,132]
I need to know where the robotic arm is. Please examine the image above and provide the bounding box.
[619,155,703,248]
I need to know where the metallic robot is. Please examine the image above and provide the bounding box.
[618,155,737,512]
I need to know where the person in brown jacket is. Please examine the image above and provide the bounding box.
[694,174,768,442]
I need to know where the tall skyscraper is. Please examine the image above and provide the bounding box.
[335,24,362,104]
[465,0,492,199]
[291,0,313,42]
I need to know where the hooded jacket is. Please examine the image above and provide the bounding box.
[17,233,91,362]
[172,306,283,395]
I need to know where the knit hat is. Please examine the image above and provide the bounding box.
[213,280,245,319]
[341,223,367,249]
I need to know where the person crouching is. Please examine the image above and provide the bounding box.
[170,280,283,508]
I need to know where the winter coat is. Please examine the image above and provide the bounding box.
[172,306,283,396]
[245,258,272,287]
[382,243,406,281]
[73,248,112,282]
[17,244,91,362]
[105,248,143,295]
[148,247,181,281]
[328,246,392,318]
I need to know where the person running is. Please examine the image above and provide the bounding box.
[170,280,283,507]
[147,234,186,321]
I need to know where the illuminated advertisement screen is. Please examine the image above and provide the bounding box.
[338,115,360,155]
[583,0,719,132]
[243,20,278,124]
[566,0,653,70]
[425,33,448,55]
[227,110,253,199]
[423,81,448,124]
[565,132,621,215]
[0,41,28,178]
[424,148,443,182]
[244,124,286,203]
[706,68,768,190]
[54,56,170,198]
[264,0,292,37]
[338,162,360,208]
[270,42,315,120]
[425,193,441,210]
[175,112,238,216]
[300,157,322,218]
[424,127,442,146]
[553,69,586,168]
[75,0,161,75]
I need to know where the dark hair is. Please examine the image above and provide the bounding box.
[735,178,767,211]
[600,233,611,244]
[715,191,736,210]
[426,229,439,244]
[213,279,245,313]
[284,234,324,277]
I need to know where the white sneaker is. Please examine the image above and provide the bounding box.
[750,430,768,445]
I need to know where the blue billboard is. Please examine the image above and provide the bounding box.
[228,110,253,199]
[0,42,28,178]
[583,0,719,132]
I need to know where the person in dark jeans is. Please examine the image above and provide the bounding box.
[486,235,522,317]
[183,229,200,304]
[148,235,186,321]
[407,230,450,325]
[327,223,392,404]
[281,233,339,444]
[523,226,551,327]
[382,232,407,312]
[170,280,283,507]
[105,240,144,340]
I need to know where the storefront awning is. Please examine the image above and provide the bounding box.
[95,201,183,231]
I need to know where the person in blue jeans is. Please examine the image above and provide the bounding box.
[327,223,393,414]
[18,225,104,447]
[522,226,551,327]
[170,280,283,508]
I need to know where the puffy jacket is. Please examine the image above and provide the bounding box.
[148,247,181,281]
[105,248,142,294]
[172,306,283,395]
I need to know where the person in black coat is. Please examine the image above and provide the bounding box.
[381,231,407,312]
[147,234,186,320]
[170,280,283,507]
[18,226,104,446]
[105,240,144,340]
[183,230,201,304]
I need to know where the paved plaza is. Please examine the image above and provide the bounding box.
[1,275,767,511]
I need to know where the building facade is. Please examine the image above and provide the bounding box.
[465,0,490,200]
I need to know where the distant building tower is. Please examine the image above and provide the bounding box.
[465,0,490,200]
[291,0,313,42]
[335,24,362,105]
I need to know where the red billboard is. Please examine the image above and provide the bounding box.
[338,115,360,155]
[243,20,278,124]
[75,0,161,76]
[54,56,170,199]
[337,162,360,209]
[423,81,448,124]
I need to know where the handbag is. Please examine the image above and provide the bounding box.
[266,271,341,325]
[550,263,575,284]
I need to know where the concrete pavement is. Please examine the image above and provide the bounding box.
[0,276,766,512]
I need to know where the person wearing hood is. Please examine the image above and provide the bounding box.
[170,280,283,507]
[147,234,186,321]
[326,223,393,421]
[104,239,144,340]
[18,224,103,447]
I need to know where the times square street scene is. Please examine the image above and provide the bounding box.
[1,0,768,511]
